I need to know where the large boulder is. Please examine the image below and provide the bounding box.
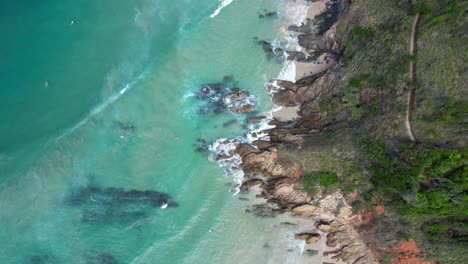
[298,25,342,55]
[235,143,261,157]
[265,177,311,204]
[271,71,326,106]
[240,179,264,190]
[252,140,272,150]
[238,147,303,179]
[295,233,322,244]
[223,91,255,114]
[248,116,267,124]
[292,204,336,220]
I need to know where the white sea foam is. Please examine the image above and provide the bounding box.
[278,60,296,82]
[208,137,245,195]
[246,114,276,143]
[210,0,234,18]
[282,0,310,26]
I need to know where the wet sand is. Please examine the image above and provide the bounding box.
[295,53,336,80]
[273,106,301,122]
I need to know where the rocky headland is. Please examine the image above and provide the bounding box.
[210,0,467,263]
[210,0,379,263]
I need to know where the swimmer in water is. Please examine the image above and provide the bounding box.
[70,20,74,25]
[44,81,48,88]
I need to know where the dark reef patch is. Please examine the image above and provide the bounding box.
[66,186,177,224]
[29,255,58,264]
[258,9,278,19]
[194,137,209,155]
[88,253,119,264]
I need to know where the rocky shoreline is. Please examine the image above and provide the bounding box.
[209,1,380,263]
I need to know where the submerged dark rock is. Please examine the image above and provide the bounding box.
[257,39,284,62]
[247,201,289,218]
[116,122,135,133]
[194,138,209,155]
[223,119,238,127]
[88,254,119,264]
[306,249,319,256]
[258,10,279,19]
[29,255,57,264]
[67,186,178,224]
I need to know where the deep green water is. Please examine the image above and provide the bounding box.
[0,0,297,263]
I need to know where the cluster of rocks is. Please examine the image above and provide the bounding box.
[210,140,311,217]
[291,201,378,263]
[257,0,346,66]
[197,78,256,114]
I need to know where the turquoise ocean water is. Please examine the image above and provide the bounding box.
[0,0,302,263]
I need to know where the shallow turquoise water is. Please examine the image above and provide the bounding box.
[0,0,289,263]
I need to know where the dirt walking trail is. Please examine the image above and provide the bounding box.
[405,13,420,142]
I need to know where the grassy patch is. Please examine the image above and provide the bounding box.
[303,171,340,196]
[425,2,467,30]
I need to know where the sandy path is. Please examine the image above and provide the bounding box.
[405,13,420,142]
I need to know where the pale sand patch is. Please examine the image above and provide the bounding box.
[273,106,301,122]
[305,0,329,22]
[295,53,336,80]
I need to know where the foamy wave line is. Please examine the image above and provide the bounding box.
[210,0,234,18]
[56,74,143,140]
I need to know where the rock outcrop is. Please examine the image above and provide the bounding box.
[265,177,311,204]
[271,66,341,107]
[325,224,379,264]
[297,25,342,55]
[288,24,312,34]
[235,146,303,180]
[197,82,255,114]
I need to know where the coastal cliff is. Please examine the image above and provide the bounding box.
[212,0,467,263]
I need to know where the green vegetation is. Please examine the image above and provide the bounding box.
[348,26,375,46]
[356,140,468,217]
[302,171,340,196]
[425,2,467,30]
[284,0,467,261]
